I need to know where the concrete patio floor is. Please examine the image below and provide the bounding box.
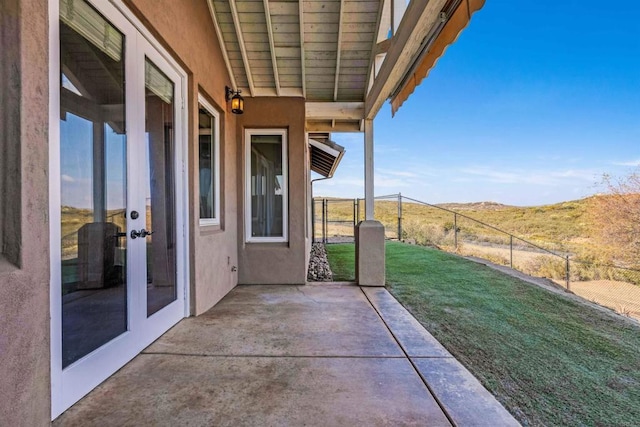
[54,284,519,426]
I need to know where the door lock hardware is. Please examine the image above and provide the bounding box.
[130,229,154,239]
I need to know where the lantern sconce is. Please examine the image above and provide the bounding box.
[225,86,244,114]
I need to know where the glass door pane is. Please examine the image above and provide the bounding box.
[59,1,127,368]
[144,58,177,317]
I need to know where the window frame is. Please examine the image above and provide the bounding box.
[50,0,191,418]
[244,128,288,243]
[197,94,220,227]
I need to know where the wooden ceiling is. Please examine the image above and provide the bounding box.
[207,0,386,131]
[207,0,483,131]
[208,0,381,101]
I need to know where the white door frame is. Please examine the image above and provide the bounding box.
[49,0,190,419]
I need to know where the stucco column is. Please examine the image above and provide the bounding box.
[364,119,374,220]
[355,119,385,286]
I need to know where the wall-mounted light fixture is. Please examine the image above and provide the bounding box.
[225,86,244,114]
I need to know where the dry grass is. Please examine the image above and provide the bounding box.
[314,196,591,251]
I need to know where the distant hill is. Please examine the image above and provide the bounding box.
[436,201,514,211]
[401,197,592,247]
[315,196,594,252]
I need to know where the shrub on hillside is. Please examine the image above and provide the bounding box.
[402,219,454,248]
[526,255,566,280]
[589,168,640,269]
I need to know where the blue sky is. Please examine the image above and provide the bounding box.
[315,0,640,206]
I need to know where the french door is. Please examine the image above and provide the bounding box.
[52,0,188,418]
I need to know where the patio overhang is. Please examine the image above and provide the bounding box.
[305,102,364,132]
[205,0,486,251]
[206,0,485,128]
[365,0,485,119]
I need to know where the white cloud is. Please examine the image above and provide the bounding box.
[375,177,413,188]
[376,145,407,154]
[320,177,364,187]
[61,174,75,182]
[331,133,364,145]
[548,169,599,181]
[612,158,640,167]
[458,166,599,186]
[376,168,420,178]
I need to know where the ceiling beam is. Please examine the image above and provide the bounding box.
[263,0,280,96]
[61,65,92,101]
[366,0,389,98]
[62,40,120,94]
[229,0,255,96]
[365,0,448,119]
[299,1,307,98]
[333,0,345,101]
[306,102,364,120]
[374,38,391,55]
[306,120,362,133]
[207,0,237,90]
[242,87,304,97]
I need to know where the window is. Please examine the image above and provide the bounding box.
[245,129,288,242]
[198,95,220,226]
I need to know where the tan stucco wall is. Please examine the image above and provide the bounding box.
[126,0,238,314]
[0,0,51,425]
[236,97,309,284]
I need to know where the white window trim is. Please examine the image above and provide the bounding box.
[197,94,220,226]
[245,129,288,243]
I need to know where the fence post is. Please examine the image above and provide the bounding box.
[454,213,458,250]
[312,198,316,243]
[322,199,328,244]
[397,193,402,240]
[565,255,570,291]
[356,198,360,224]
[510,236,513,268]
[353,198,358,227]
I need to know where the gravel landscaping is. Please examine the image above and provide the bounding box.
[307,243,333,282]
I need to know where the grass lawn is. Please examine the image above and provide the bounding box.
[325,241,640,427]
[324,243,357,281]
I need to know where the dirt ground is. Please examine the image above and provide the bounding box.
[552,279,640,321]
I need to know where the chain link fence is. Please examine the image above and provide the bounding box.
[312,195,402,243]
[313,194,640,320]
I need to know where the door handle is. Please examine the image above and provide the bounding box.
[140,229,154,238]
[130,229,154,239]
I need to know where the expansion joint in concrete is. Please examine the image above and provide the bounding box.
[140,352,407,359]
[359,286,458,427]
